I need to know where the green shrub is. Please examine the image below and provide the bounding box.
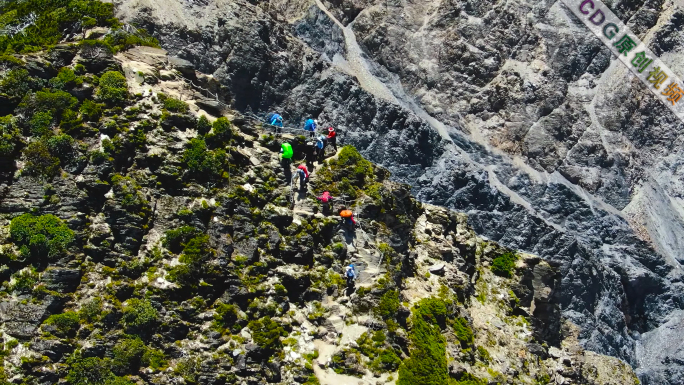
[454,373,486,385]
[60,109,84,135]
[476,346,491,364]
[397,298,450,385]
[79,297,103,323]
[49,67,83,89]
[197,115,211,135]
[0,114,21,157]
[206,117,232,147]
[163,226,202,254]
[121,298,158,331]
[110,174,151,215]
[23,89,79,119]
[66,357,113,385]
[453,317,474,345]
[80,99,103,122]
[375,290,399,320]
[337,145,374,187]
[213,303,239,332]
[0,68,36,103]
[491,252,518,278]
[142,348,167,370]
[413,297,448,327]
[181,138,226,181]
[174,357,200,384]
[372,348,401,372]
[0,0,115,54]
[6,267,38,293]
[47,134,75,163]
[29,111,53,137]
[74,63,87,75]
[163,97,189,113]
[111,336,147,374]
[97,71,128,105]
[44,311,80,338]
[248,316,286,355]
[10,213,74,260]
[103,28,160,53]
[167,235,215,288]
[23,140,60,177]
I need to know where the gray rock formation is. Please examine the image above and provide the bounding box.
[110,0,684,383]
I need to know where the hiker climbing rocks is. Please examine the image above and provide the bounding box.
[315,135,326,163]
[327,126,337,152]
[296,164,309,191]
[345,263,357,286]
[304,118,317,138]
[339,208,356,230]
[316,191,333,215]
[266,112,283,133]
[280,142,293,180]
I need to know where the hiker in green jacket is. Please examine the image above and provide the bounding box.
[280,142,293,181]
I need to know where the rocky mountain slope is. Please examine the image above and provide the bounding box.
[0,16,642,385]
[106,0,684,383]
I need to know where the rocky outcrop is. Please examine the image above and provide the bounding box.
[109,0,684,382]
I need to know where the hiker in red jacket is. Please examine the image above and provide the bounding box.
[327,127,337,152]
[317,191,333,215]
[296,164,309,191]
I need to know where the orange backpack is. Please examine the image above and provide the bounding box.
[340,210,353,218]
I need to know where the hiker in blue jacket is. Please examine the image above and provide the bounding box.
[266,112,283,133]
[345,264,357,286]
[315,135,326,162]
[304,118,317,138]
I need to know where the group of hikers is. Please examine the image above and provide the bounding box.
[267,112,358,287]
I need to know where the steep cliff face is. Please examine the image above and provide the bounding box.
[0,36,643,384]
[99,0,684,383]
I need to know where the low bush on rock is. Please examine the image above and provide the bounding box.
[44,311,80,338]
[10,213,74,260]
[248,316,286,355]
[121,298,158,333]
[491,252,518,278]
[97,71,128,105]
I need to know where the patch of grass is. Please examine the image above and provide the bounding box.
[452,317,474,346]
[44,311,80,338]
[397,297,451,385]
[0,114,21,157]
[375,289,399,320]
[111,336,146,374]
[247,316,286,355]
[163,97,189,113]
[213,302,239,333]
[491,252,518,278]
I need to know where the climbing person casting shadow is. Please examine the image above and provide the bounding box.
[339,208,356,231]
[280,142,293,182]
[315,135,326,163]
[304,118,317,138]
[266,112,283,133]
[295,164,309,192]
[345,263,357,287]
[316,191,333,215]
[327,127,337,152]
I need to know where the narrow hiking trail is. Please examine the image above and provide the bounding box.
[283,143,394,385]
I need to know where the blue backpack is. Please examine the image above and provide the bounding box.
[305,119,316,131]
[346,266,355,278]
